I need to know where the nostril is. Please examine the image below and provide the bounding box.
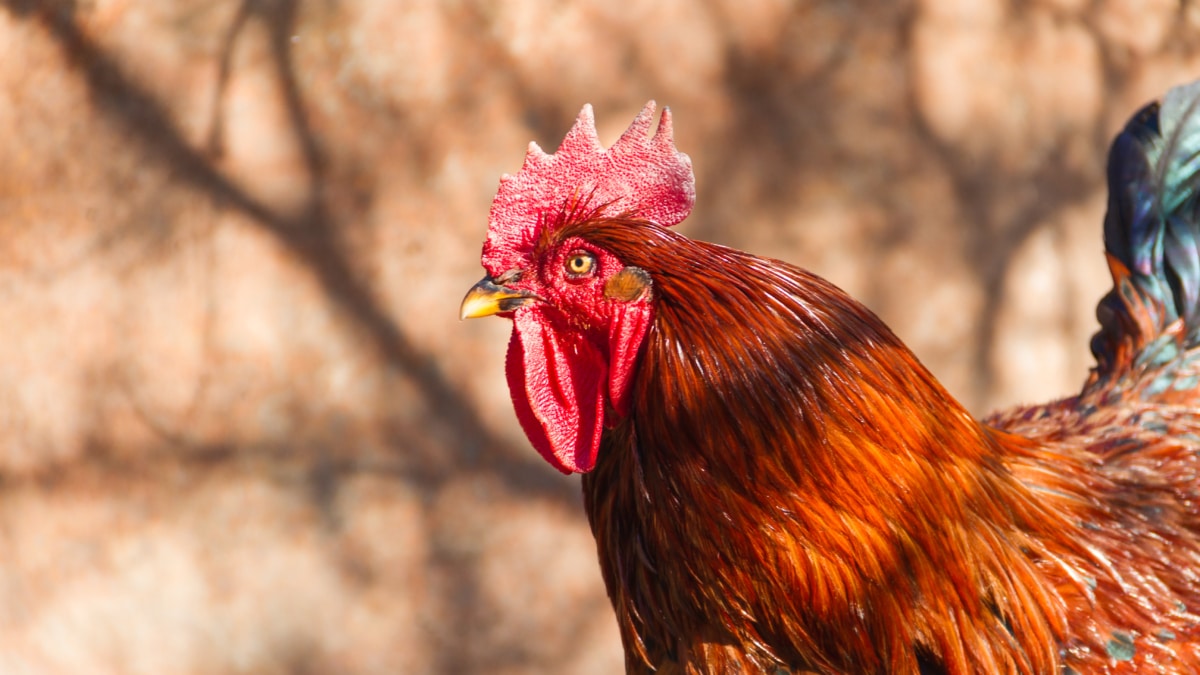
[496,269,524,285]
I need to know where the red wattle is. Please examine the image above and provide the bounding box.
[506,309,606,474]
[606,301,653,418]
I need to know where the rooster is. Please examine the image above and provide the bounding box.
[460,81,1200,674]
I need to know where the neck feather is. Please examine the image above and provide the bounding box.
[575,221,1070,672]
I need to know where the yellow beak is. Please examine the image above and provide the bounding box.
[459,277,540,319]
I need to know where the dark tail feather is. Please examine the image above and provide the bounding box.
[1090,80,1200,391]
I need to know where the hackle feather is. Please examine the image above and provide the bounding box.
[472,81,1200,674]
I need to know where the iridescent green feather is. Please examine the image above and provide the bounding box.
[1092,80,1200,383]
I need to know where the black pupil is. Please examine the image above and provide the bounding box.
[573,256,587,270]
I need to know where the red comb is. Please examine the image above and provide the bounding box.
[481,102,695,276]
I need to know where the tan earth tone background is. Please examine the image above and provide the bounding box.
[1,1,1199,673]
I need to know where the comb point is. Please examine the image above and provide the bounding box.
[654,106,675,146]
[559,104,602,154]
[522,142,549,169]
[616,101,657,148]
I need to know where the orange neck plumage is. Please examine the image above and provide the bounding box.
[573,217,1075,673]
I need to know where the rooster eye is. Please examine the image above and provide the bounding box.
[564,251,597,279]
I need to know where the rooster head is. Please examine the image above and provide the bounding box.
[460,102,695,474]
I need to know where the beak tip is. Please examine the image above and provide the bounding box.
[459,298,485,321]
[460,277,505,320]
[460,275,538,320]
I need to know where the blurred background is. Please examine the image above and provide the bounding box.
[0,0,1198,673]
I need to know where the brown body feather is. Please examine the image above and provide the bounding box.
[565,217,1200,674]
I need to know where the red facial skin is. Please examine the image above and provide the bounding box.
[495,234,653,474]
[476,102,690,474]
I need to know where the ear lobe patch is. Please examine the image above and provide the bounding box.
[604,266,653,303]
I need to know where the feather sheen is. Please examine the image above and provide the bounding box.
[1094,81,1200,380]
[477,81,1200,674]
[568,217,1200,674]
